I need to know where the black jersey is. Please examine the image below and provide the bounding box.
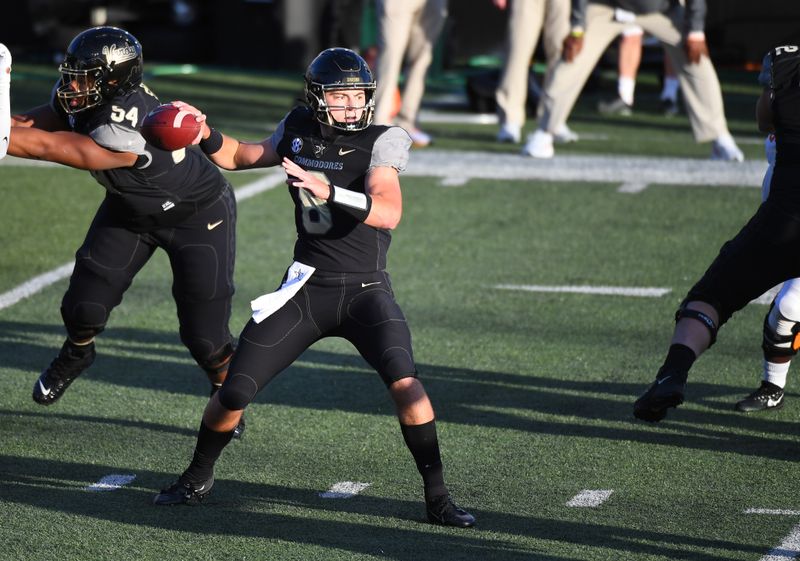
[272,106,411,273]
[50,82,225,231]
[765,45,800,151]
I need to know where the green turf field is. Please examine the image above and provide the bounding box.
[1,64,796,561]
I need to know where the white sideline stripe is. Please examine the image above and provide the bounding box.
[319,481,371,499]
[85,474,136,492]
[759,523,800,561]
[493,284,672,298]
[406,150,767,188]
[746,509,800,516]
[566,489,613,507]
[0,172,285,312]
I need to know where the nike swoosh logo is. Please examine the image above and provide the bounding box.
[38,379,52,396]
[656,375,671,385]
[339,148,356,156]
[361,281,381,287]
[768,396,783,407]
[207,220,224,230]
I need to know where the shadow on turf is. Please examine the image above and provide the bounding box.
[3,320,799,462]
[0,454,763,561]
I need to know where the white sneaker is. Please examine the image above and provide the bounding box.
[711,134,744,162]
[496,123,521,144]
[408,127,432,148]
[553,123,579,144]
[522,129,554,159]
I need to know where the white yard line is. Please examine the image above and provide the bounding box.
[493,284,672,298]
[85,474,136,492]
[0,169,286,312]
[746,509,800,516]
[566,489,613,507]
[759,524,800,561]
[319,481,371,499]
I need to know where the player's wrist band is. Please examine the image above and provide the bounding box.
[199,128,223,155]
[569,27,584,38]
[328,184,372,222]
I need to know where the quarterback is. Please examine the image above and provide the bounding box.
[153,48,475,528]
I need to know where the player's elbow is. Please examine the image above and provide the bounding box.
[374,208,402,230]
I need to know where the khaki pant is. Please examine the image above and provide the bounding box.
[496,0,570,126]
[539,3,729,142]
[373,0,448,129]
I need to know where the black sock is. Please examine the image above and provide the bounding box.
[661,343,697,375]
[400,420,448,500]
[182,421,235,483]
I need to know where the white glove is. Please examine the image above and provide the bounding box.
[0,43,11,160]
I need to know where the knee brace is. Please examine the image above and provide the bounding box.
[762,303,800,358]
[675,305,719,347]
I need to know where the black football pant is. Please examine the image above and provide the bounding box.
[217,268,417,411]
[685,164,800,326]
[60,184,236,368]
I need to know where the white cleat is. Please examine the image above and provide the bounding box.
[496,123,521,144]
[553,123,579,144]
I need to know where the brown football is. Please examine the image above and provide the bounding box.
[141,103,201,151]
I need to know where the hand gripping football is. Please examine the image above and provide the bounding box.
[141,103,201,151]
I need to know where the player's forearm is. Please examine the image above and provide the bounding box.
[363,195,402,230]
[9,128,134,170]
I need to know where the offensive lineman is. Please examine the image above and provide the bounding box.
[634,44,800,422]
[152,48,475,528]
[0,28,242,435]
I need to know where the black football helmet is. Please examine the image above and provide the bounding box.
[57,26,143,114]
[304,48,376,132]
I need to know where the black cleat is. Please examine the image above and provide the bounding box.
[735,381,784,413]
[32,340,96,405]
[153,477,214,506]
[426,494,475,528]
[633,367,688,422]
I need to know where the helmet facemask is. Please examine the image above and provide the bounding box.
[306,82,375,132]
[57,64,104,114]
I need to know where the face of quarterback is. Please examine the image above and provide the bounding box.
[324,89,366,127]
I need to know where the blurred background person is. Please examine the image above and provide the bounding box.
[493,0,576,145]
[597,26,682,116]
[524,0,744,162]
[372,0,448,147]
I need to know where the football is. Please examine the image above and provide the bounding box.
[140,103,201,151]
